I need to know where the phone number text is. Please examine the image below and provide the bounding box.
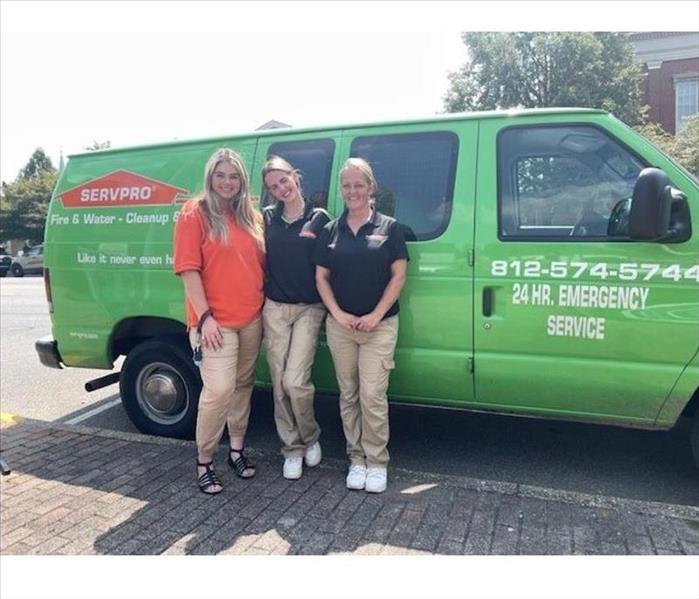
[490,260,699,283]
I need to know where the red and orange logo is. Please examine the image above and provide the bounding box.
[58,170,189,208]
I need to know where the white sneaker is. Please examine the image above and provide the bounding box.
[365,467,387,493]
[283,456,303,480]
[346,464,367,490]
[304,441,322,467]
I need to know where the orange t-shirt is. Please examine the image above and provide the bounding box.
[173,200,264,328]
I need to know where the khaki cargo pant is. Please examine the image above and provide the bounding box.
[189,317,262,461]
[263,299,326,458]
[325,315,399,468]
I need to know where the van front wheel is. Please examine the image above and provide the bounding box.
[120,340,201,439]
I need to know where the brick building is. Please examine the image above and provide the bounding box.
[630,32,699,134]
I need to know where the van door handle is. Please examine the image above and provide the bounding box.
[483,287,494,317]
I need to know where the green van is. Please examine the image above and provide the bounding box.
[35,108,699,466]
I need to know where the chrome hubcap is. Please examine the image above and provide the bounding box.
[135,363,188,425]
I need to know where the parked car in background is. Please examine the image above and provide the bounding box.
[11,244,44,276]
[0,247,11,277]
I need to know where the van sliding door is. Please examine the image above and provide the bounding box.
[338,122,478,406]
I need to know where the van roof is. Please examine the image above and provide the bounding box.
[68,107,608,160]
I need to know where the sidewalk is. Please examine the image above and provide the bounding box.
[1,417,698,556]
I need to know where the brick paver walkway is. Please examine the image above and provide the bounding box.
[1,419,698,555]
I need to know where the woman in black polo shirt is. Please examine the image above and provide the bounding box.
[315,158,409,494]
[261,156,330,481]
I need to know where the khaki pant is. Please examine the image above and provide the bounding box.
[326,315,398,468]
[190,317,262,461]
[263,299,326,458]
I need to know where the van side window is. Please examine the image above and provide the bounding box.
[264,139,335,209]
[498,125,646,240]
[350,132,459,241]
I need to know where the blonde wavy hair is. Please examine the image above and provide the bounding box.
[198,148,264,250]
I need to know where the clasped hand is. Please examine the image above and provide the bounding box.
[334,310,382,332]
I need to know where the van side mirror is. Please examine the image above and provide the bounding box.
[629,168,671,240]
[629,168,690,242]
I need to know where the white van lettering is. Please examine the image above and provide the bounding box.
[512,283,552,306]
[77,252,96,264]
[82,213,116,224]
[69,331,98,340]
[558,285,649,310]
[546,315,605,340]
[125,212,169,225]
[110,255,137,265]
[491,260,697,284]
[78,186,153,202]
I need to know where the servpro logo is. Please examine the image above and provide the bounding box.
[58,170,189,208]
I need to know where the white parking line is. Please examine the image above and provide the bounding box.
[65,398,122,424]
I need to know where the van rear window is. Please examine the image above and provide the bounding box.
[350,132,458,241]
[498,125,646,240]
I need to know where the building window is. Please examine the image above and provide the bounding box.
[676,79,699,132]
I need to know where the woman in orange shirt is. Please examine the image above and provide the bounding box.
[174,148,265,495]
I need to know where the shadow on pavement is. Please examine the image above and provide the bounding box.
[1,418,491,556]
[2,395,698,556]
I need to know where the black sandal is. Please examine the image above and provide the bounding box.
[228,447,256,479]
[197,461,222,495]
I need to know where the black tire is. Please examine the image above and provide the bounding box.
[120,339,201,439]
[0,271,6,278]
[691,410,699,469]
[11,263,24,277]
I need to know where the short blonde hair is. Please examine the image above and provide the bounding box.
[340,157,377,195]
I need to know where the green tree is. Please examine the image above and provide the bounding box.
[444,32,645,125]
[18,147,55,180]
[636,116,699,179]
[1,148,58,243]
[84,140,111,151]
[674,117,699,178]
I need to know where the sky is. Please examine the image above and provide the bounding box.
[1,2,469,182]
[0,29,463,180]
[2,1,697,185]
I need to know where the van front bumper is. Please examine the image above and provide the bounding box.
[35,336,63,369]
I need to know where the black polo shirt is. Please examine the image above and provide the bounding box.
[313,209,409,319]
[263,203,330,304]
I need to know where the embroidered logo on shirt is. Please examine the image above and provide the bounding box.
[299,222,317,238]
[366,233,388,248]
